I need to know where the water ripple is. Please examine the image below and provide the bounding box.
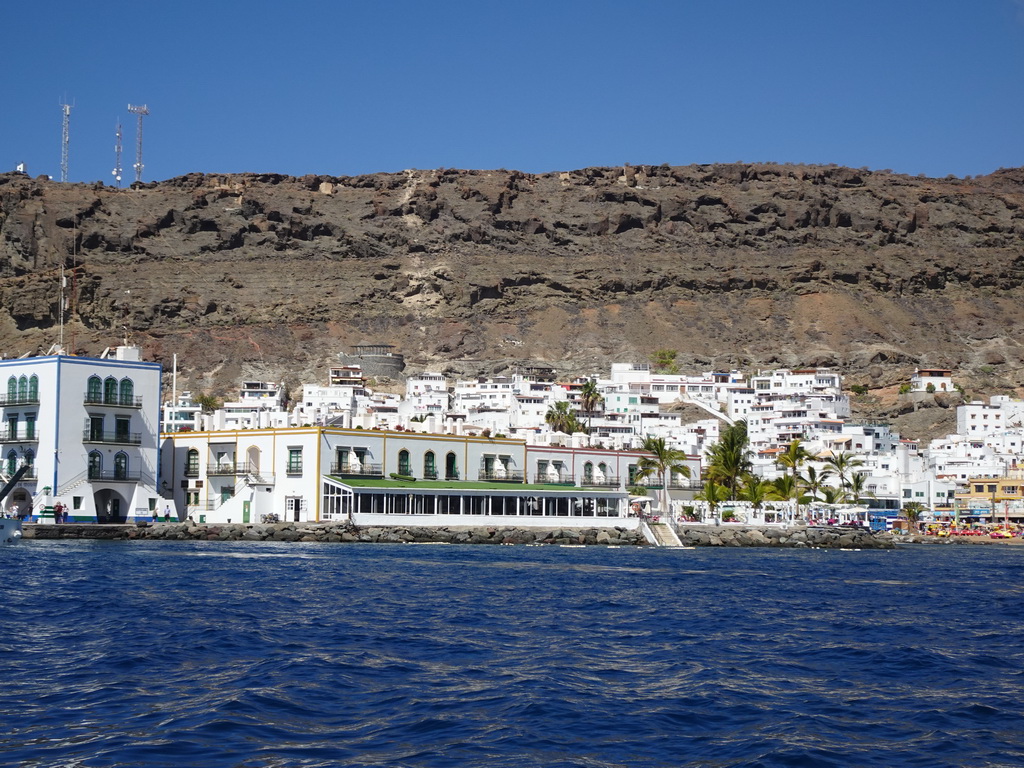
[3,542,1024,766]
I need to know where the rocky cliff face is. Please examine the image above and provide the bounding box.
[1,163,1023,397]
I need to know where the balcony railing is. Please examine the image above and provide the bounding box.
[83,430,142,445]
[208,462,258,476]
[423,469,438,480]
[84,394,143,408]
[88,469,142,482]
[534,473,576,486]
[286,464,303,476]
[0,395,39,406]
[581,476,620,487]
[1,431,38,443]
[329,462,384,478]
[2,467,36,480]
[478,470,525,483]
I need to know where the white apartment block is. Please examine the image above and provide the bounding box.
[162,391,202,433]
[750,368,843,400]
[958,396,1024,436]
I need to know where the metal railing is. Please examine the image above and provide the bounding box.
[581,476,620,487]
[0,430,38,443]
[1,467,36,480]
[329,462,384,477]
[478,470,525,483]
[207,462,257,476]
[88,470,142,482]
[84,394,143,408]
[83,430,142,445]
[0,395,39,406]
[534,473,576,486]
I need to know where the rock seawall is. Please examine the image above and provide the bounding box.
[25,522,895,548]
[676,525,895,549]
[25,522,647,546]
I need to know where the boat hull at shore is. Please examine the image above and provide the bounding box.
[1,518,23,545]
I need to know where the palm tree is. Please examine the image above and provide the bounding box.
[847,472,872,506]
[819,486,846,505]
[901,501,925,533]
[824,451,864,492]
[634,435,691,517]
[737,473,770,515]
[768,474,802,524]
[769,474,799,502]
[800,465,834,503]
[706,420,751,499]
[579,378,604,432]
[695,475,729,519]
[777,439,813,481]
[545,401,583,435]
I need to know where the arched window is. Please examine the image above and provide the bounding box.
[6,377,16,401]
[103,377,118,404]
[23,449,34,468]
[6,450,16,475]
[17,376,27,401]
[424,451,436,479]
[398,449,411,476]
[28,375,38,401]
[246,446,260,474]
[88,451,103,479]
[445,452,458,480]
[119,378,134,406]
[113,452,129,480]
[186,449,199,476]
[583,462,594,483]
[87,376,102,403]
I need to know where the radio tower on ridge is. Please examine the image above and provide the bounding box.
[113,121,123,187]
[60,100,73,183]
[127,103,149,184]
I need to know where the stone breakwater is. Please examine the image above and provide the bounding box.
[24,522,895,548]
[25,522,647,546]
[676,525,896,549]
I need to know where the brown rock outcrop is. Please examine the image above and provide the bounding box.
[1,163,1023,398]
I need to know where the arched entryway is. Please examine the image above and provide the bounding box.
[5,488,30,518]
[94,488,129,523]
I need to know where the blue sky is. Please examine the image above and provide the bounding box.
[4,1,1023,183]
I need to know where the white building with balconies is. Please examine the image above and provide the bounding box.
[1,346,162,523]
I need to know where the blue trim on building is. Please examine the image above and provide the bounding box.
[53,356,61,494]
[0,354,160,373]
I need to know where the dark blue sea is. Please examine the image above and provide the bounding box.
[3,540,1024,768]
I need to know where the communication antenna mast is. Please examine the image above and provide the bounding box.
[127,103,149,183]
[113,121,123,187]
[60,100,73,183]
